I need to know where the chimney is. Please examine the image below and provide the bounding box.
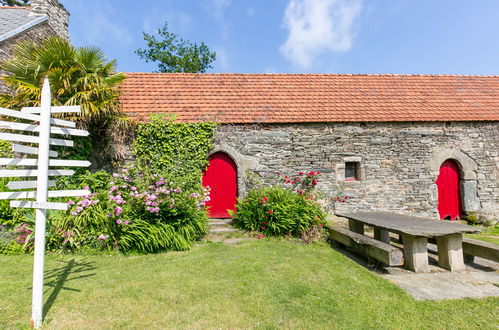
[30,0,70,41]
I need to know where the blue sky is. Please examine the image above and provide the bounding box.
[60,0,499,75]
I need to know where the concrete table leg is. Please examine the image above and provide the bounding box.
[374,228,390,244]
[436,234,466,272]
[348,219,364,235]
[402,234,429,273]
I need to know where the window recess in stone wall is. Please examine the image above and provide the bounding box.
[345,162,360,181]
[336,156,363,182]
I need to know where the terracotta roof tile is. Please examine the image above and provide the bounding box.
[120,73,499,123]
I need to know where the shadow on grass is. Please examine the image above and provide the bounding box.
[42,259,96,319]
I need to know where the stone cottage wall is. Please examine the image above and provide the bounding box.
[212,121,499,220]
[0,24,54,93]
[30,0,69,41]
[0,0,69,93]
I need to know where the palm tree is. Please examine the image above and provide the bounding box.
[0,36,125,121]
[0,36,128,158]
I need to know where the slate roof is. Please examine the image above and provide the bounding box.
[120,73,499,123]
[0,6,47,43]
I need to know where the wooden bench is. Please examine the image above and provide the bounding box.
[462,238,499,263]
[330,227,404,266]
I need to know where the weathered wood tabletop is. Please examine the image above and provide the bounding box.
[336,211,479,237]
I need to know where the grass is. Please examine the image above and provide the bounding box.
[465,224,499,245]
[1,239,498,329]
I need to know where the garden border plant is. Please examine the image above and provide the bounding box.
[232,171,349,242]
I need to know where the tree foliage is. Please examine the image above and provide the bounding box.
[0,36,125,121]
[0,0,29,6]
[135,22,216,73]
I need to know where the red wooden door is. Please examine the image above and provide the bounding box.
[436,159,462,220]
[202,152,237,218]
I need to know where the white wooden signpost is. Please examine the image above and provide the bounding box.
[0,78,91,328]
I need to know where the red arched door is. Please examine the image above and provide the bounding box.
[436,159,462,220]
[202,152,237,218]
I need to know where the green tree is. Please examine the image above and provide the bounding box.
[135,22,216,73]
[0,36,128,159]
[0,0,29,6]
[0,36,125,121]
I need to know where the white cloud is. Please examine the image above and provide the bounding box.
[280,0,362,68]
[213,46,230,71]
[70,1,134,46]
[211,0,231,18]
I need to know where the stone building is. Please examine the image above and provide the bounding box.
[120,73,499,221]
[0,0,69,93]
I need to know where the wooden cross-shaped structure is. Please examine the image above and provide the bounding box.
[0,78,91,328]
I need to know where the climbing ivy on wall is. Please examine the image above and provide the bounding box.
[133,114,217,184]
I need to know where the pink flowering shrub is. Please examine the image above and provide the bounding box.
[49,167,209,253]
[232,186,326,237]
[233,170,349,240]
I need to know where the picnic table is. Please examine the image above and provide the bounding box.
[336,211,480,273]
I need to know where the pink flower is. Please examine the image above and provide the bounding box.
[83,186,90,190]
[67,200,75,205]
[115,206,123,216]
[97,234,109,240]
[124,221,129,225]
[116,219,123,224]
[112,173,119,178]
[131,186,137,191]
[261,226,265,230]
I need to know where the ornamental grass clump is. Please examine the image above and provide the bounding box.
[232,186,326,238]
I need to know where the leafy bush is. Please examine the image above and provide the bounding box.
[49,166,209,253]
[133,114,217,185]
[232,186,326,237]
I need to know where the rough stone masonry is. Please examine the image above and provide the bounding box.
[212,121,499,220]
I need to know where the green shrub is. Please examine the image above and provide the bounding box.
[232,186,326,237]
[49,166,209,253]
[133,114,217,185]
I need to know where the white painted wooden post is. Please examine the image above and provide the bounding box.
[0,78,91,328]
[31,78,51,328]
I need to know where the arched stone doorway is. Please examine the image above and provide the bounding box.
[202,152,238,218]
[436,159,462,220]
[429,147,480,218]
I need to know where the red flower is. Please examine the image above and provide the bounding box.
[299,172,304,175]
[337,196,341,200]
[291,181,295,184]
[268,210,273,214]
[345,196,349,199]
[261,226,265,230]
[317,171,321,174]
[263,197,269,201]
[261,201,266,205]
[319,223,323,227]
[309,171,315,175]
[263,221,267,225]
[286,179,291,183]
[277,172,280,175]
[312,179,317,185]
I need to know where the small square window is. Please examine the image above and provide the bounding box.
[345,162,359,181]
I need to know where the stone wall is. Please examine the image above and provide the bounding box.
[0,23,54,93]
[30,0,69,40]
[0,0,69,93]
[212,121,499,220]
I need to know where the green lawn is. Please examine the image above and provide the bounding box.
[466,225,499,245]
[1,240,498,329]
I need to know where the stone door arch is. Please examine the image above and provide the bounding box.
[429,147,480,215]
